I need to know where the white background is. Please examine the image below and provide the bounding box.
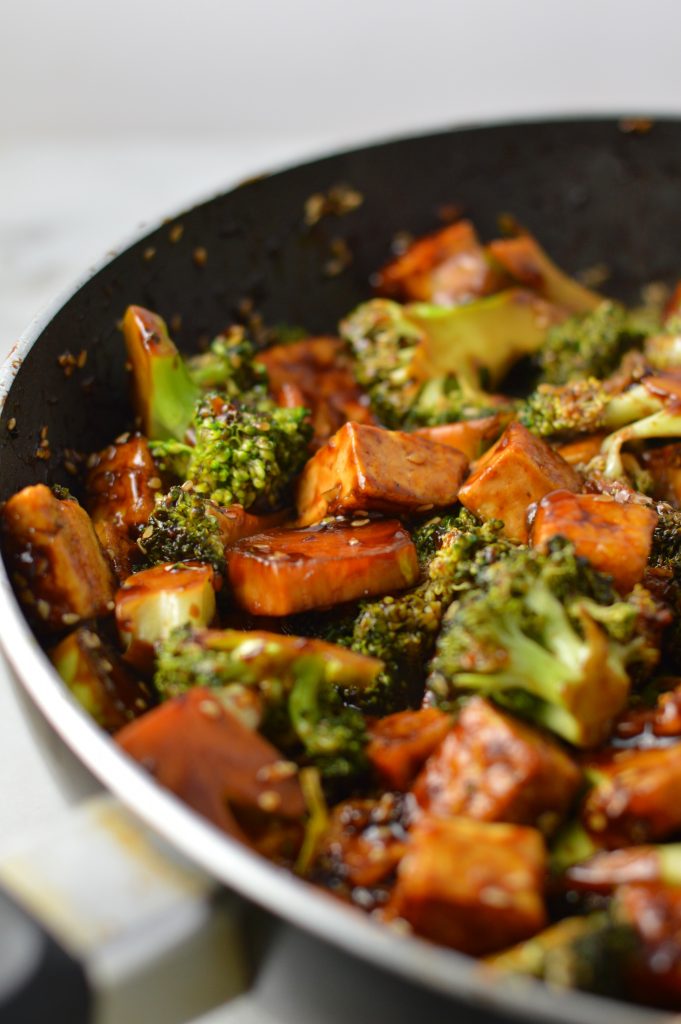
[2,2,681,1020]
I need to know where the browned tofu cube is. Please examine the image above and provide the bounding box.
[85,434,158,579]
[389,815,546,955]
[117,687,305,848]
[458,422,580,542]
[256,336,376,447]
[531,490,657,593]
[556,433,608,468]
[314,796,409,894]
[226,518,419,616]
[367,708,453,791]
[412,697,581,830]
[617,884,681,1008]
[296,422,469,526]
[116,562,218,670]
[581,745,681,848]
[614,682,681,743]
[1,484,115,630]
[373,220,504,305]
[642,442,681,507]
[50,628,155,732]
[412,414,505,460]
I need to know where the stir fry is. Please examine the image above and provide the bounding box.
[7,216,681,1009]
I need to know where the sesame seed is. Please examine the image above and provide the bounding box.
[199,699,221,719]
[143,246,156,261]
[7,418,16,432]
[257,790,282,812]
[36,599,51,620]
[61,612,80,625]
[168,224,184,243]
[193,246,208,267]
[148,477,162,490]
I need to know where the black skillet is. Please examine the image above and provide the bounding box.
[1,119,680,1024]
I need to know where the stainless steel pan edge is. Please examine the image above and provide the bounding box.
[0,122,676,1024]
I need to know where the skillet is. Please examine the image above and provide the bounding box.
[2,118,681,1024]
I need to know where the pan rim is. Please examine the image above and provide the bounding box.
[0,115,677,1024]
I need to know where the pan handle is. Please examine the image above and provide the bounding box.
[0,794,249,1024]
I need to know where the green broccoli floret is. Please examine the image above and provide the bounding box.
[487,913,638,998]
[428,540,647,747]
[288,658,368,780]
[404,376,502,428]
[599,389,681,482]
[340,293,553,428]
[518,378,610,437]
[154,627,377,780]
[185,327,268,395]
[650,502,681,570]
[340,298,423,427]
[186,394,311,510]
[537,301,654,386]
[330,510,513,713]
[138,486,227,573]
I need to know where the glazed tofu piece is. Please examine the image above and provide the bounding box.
[314,795,409,893]
[117,687,305,847]
[296,422,469,526]
[487,233,602,314]
[389,815,546,955]
[85,434,158,579]
[556,433,608,468]
[581,745,681,848]
[614,682,681,742]
[115,562,218,670]
[458,422,581,542]
[531,490,657,593]
[412,697,581,831]
[412,414,505,460]
[50,627,155,732]
[617,884,681,1008]
[642,442,681,506]
[367,708,453,791]
[226,518,419,616]
[256,336,376,447]
[1,484,115,630]
[373,220,504,305]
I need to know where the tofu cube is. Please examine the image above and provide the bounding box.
[390,815,546,955]
[531,489,657,593]
[412,697,581,830]
[642,442,681,507]
[582,745,681,848]
[1,484,115,630]
[367,708,453,791]
[226,518,419,616]
[116,562,217,670]
[412,414,504,460]
[458,422,580,542]
[296,422,469,526]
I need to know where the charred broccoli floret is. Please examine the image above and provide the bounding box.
[154,627,378,779]
[330,510,513,713]
[428,540,649,747]
[518,378,610,437]
[185,327,268,395]
[340,293,554,428]
[537,301,653,386]
[138,486,227,573]
[186,394,311,510]
[651,503,681,570]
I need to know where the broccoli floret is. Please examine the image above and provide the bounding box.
[428,540,647,747]
[518,378,610,437]
[288,658,368,780]
[122,305,201,441]
[599,391,681,482]
[651,502,681,570]
[487,913,637,998]
[138,486,227,573]
[537,302,653,386]
[154,627,377,780]
[340,298,423,427]
[185,327,268,395]
[340,292,555,428]
[405,376,502,428]
[330,510,512,713]
[186,394,311,511]
[148,438,193,478]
